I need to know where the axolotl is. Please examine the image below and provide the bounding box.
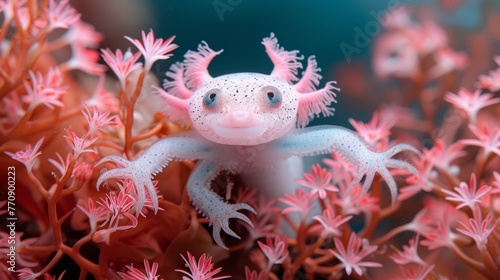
[97,33,418,249]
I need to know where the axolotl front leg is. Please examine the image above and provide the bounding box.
[272,125,419,204]
[97,131,213,213]
[97,131,256,249]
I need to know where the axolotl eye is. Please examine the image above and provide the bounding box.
[262,86,282,107]
[203,89,220,108]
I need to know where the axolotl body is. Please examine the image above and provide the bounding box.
[97,33,418,249]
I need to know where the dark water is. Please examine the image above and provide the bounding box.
[144,0,491,73]
[82,0,497,125]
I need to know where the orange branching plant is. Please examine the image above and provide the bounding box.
[1,2,500,280]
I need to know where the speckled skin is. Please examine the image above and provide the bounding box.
[189,73,298,146]
[97,34,418,249]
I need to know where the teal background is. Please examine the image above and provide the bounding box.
[79,0,497,125]
[147,1,417,77]
[134,1,419,126]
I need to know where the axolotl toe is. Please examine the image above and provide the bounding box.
[97,33,419,249]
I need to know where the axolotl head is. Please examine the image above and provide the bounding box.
[189,73,298,145]
[156,33,339,146]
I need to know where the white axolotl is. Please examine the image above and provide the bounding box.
[97,33,418,249]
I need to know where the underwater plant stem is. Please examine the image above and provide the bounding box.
[79,270,88,280]
[0,29,47,99]
[60,244,101,277]
[449,242,487,277]
[480,245,499,277]
[123,71,147,158]
[6,106,82,140]
[487,236,500,266]
[42,37,71,52]
[287,234,327,277]
[378,201,401,218]
[296,219,307,253]
[130,122,164,144]
[475,152,495,180]
[30,250,64,279]
[98,244,111,276]
[41,158,102,277]
[55,156,77,192]
[8,107,36,137]
[96,140,125,152]
[438,167,461,188]
[23,244,57,253]
[72,234,94,255]
[359,178,382,239]
[61,180,86,197]
[372,224,408,245]
[311,263,343,275]
[282,214,299,232]
[312,251,334,265]
[45,200,73,266]
[359,213,380,240]
[130,71,147,105]
[318,198,326,212]
[0,16,10,42]
[28,171,48,199]
[0,67,11,85]
[48,193,63,246]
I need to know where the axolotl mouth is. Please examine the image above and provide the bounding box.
[210,120,269,139]
[203,110,276,140]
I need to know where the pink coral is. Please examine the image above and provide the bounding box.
[330,233,382,276]
[125,29,178,72]
[5,137,44,172]
[118,259,163,280]
[2,2,500,279]
[295,163,338,199]
[444,88,500,123]
[175,252,229,280]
